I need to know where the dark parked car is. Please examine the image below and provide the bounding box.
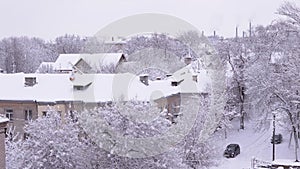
[271,134,282,144]
[224,144,240,158]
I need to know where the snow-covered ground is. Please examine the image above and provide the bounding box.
[211,119,300,169]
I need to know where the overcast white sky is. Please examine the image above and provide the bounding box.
[0,0,299,40]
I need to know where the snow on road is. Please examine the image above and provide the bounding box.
[210,119,300,169]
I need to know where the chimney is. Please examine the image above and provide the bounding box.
[184,48,192,65]
[171,80,183,87]
[139,74,149,86]
[184,57,192,65]
[192,74,198,82]
[24,77,37,87]
[171,81,178,86]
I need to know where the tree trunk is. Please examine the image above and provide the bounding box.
[293,127,299,162]
[240,111,244,130]
[239,85,245,130]
[289,131,293,148]
[288,110,299,162]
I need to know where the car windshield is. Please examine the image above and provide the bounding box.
[226,145,236,151]
[273,135,281,139]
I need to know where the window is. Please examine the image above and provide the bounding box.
[57,111,62,118]
[24,109,33,121]
[5,109,13,121]
[74,85,84,90]
[42,111,47,117]
[4,128,7,138]
[5,128,13,140]
[23,133,30,140]
[24,77,37,87]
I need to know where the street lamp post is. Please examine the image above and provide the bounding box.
[272,112,276,161]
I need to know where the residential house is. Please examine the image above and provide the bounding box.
[0,73,76,138]
[0,65,210,137]
[0,100,38,139]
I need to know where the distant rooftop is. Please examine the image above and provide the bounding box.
[53,53,125,72]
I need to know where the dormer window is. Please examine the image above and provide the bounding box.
[73,82,92,91]
[184,57,192,65]
[25,77,37,87]
[171,79,184,87]
[139,74,149,86]
[192,75,198,82]
[74,85,84,90]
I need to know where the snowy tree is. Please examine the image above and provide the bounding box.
[5,127,23,169]
[177,30,209,60]
[0,37,58,73]
[81,36,110,54]
[277,1,300,28]
[6,110,97,169]
[79,96,219,169]
[177,95,219,169]
[117,47,185,77]
[119,32,209,78]
[55,34,85,54]
[118,33,190,77]
[243,3,300,160]
[216,37,249,129]
[78,100,190,169]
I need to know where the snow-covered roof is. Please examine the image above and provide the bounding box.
[53,54,81,71]
[0,73,73,102]
[171,64,210,93]
[0,70,210,103]
[272,159,300,166]
[0,116,9,123]
[53,53,125,71]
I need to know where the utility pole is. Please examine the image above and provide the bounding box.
[272,113,276,161]
[249,22,252,38]
[235,26,239,42]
